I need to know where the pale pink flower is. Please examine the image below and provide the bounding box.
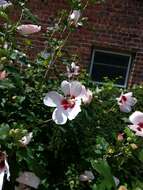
[117,92,137,113]
[19,132,33,146]
[80,85,93,104]
[16,172,40,189]
[0,70,7,80]
[117,133,124,141]
[69,10,81,27]
[128,111,143,137]
[66,62,80,78]
[17,24,41,35]
[0,0,12,9]
[44,81,83,125]
[79,170,94,182]
[0,151,10,190]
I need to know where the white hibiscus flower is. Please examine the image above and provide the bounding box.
[19,132,33,146]
[69,10,81,27]
[66,62,80,78]
[43,81,83,125]
[0,151,10,190]
[117,92,137,113]
[128,111,143,137]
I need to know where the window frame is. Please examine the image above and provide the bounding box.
[89,49,132,88]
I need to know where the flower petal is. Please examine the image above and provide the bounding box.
[69,10,81,24]
[128,125,143,137]
[61,81,70,96]
[44,91,63,107]
[16,172,40,189]
[129,111,143,125]
[5,160,10,181]
[113,176,120,187]
[84,171,94,180]
[0,171,5,190]
[128,125,139,133]
[70,81,82,97]
[67,104,81,120]
[135,131,143,137]
[125,92,137,106]
[0,70,7,80]
[126,97,137,107]
[80,86,93,104]
[119,104,131,113]
[52,108,67,125]
[19,132,33,146]
[79,174,89,182]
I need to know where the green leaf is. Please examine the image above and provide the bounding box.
[91,159,116,190]
[0,123,10,140]
[138,149,143,163]
[0,11,8,20]
[0,80,15,89]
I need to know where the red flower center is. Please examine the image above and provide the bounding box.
[119,95,127,103]
[0,152,6,171]
[137,122,143,131]
[61,96,75,110]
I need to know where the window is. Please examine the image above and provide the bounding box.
[90,49,132,87]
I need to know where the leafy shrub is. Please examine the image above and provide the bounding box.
[0,1,143,190]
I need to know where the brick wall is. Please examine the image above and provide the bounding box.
[14,0,143,85]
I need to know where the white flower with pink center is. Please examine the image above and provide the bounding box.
[128,111,143,137]
[69,10,81,27]
[17,24,41,36]
[44,81,83,125]
[117,92,137,113]
[66,62,80,78]
[0,151,10,190]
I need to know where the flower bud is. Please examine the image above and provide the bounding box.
[118,185,128,190]
[17,25,41,36]
[130,143,138,150]
[117,133,124,141]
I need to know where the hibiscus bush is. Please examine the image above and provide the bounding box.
[1,1,143,190]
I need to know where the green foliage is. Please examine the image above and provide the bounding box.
[91,159,116,190]
[1,0,143,190]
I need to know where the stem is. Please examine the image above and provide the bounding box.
[107,103,117,113]
[37,118,53,126]
[44,31,71,78]
[44,0,89,79]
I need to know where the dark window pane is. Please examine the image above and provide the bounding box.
[94,51,130,67]
[91,50,131,86]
